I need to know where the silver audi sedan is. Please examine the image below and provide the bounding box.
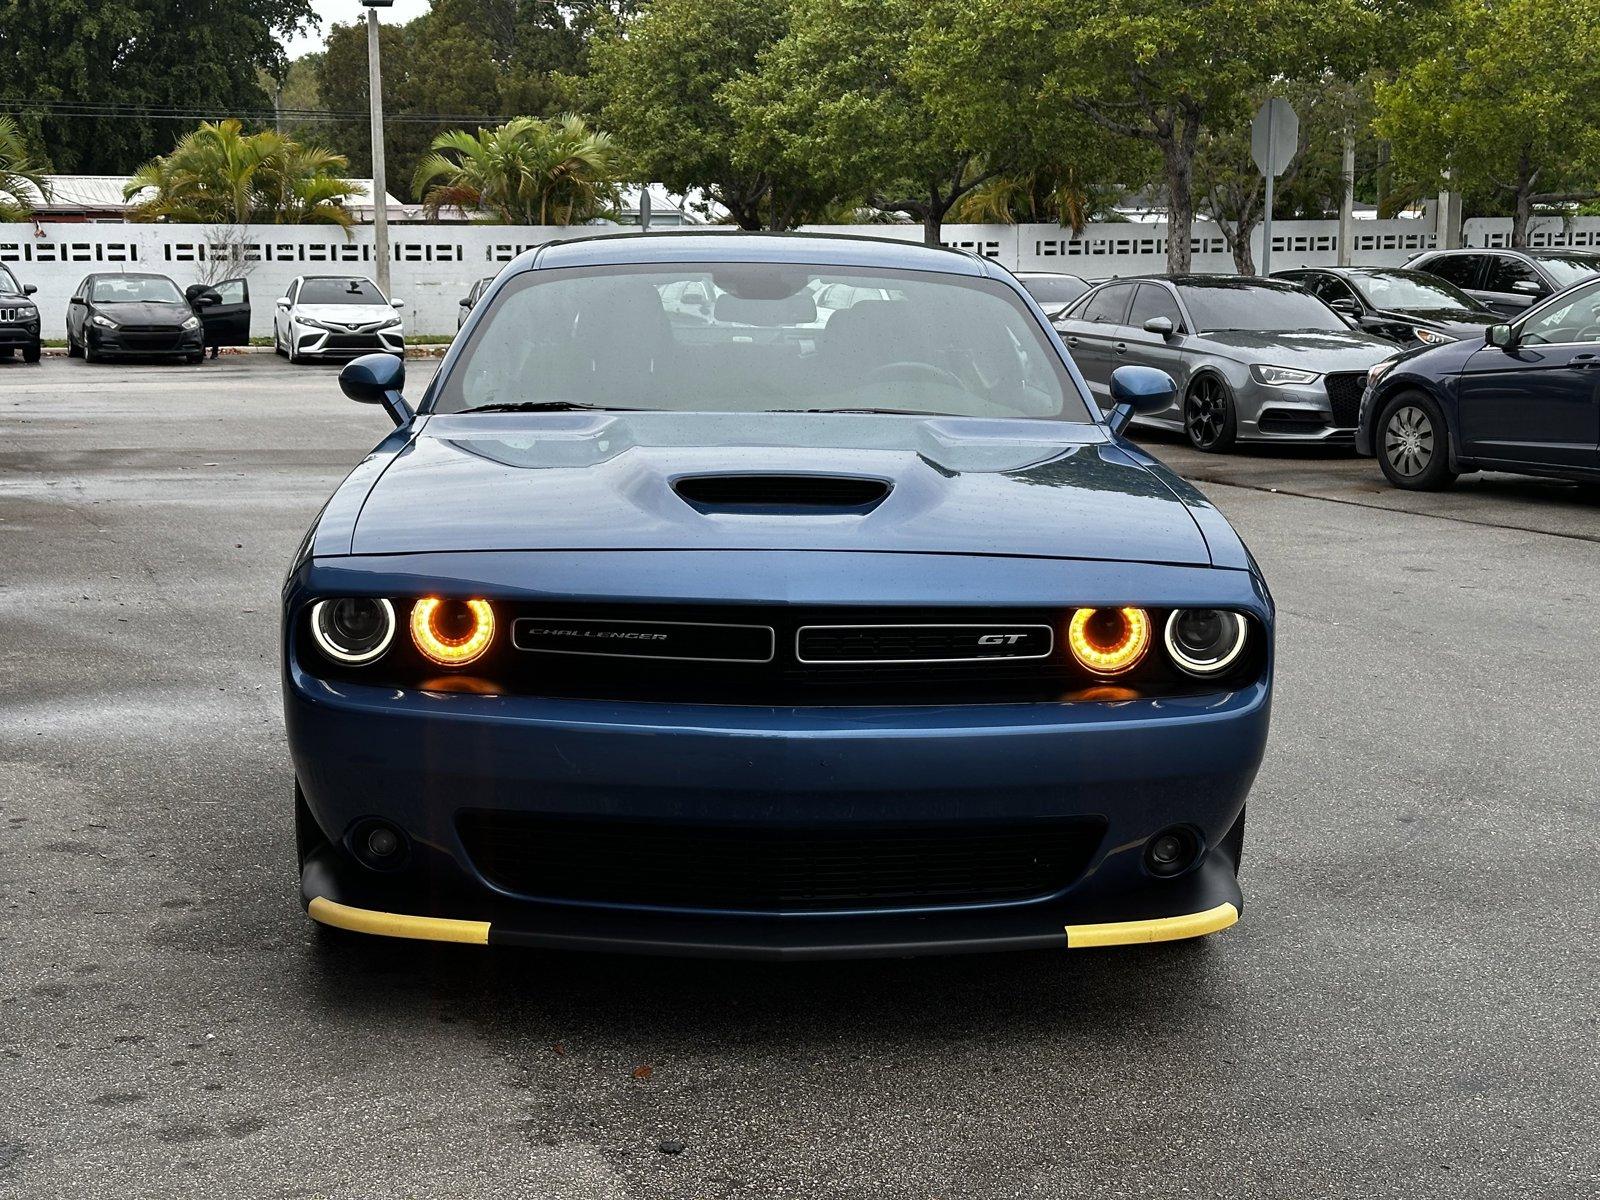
[1053,275,1398,451]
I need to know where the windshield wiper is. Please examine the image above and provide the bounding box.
[455,401,643,414]
[780,407,951,416]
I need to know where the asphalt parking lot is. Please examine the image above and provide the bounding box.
[1,355,1596,1200]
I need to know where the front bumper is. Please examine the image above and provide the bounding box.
[87,325,203,356]
[286,550,1272,958]
[0,324,40,349]
[1235,378,1355,444]
[294,321,404,359]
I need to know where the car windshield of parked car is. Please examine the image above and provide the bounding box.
[437,263,1091,421]
[1528,254,1600,289]
[0,267,22,295]
[299,279,384,305]
[1518,279,1600,345]
[1177,282,1347,333]
[90,276,183,304]
[1351,270,1479,313]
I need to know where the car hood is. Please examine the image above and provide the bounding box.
[294,304,398,325]
[98,301,192,326]
[1197,328,1397,369]
[347,413,1215,565]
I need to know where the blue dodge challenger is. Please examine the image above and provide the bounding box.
[284,233,1274,958]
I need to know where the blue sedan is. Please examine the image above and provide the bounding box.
[284,233,1274,958]
[1358,275,1600,489]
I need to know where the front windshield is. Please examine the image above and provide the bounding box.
[0,267,21,296]
[299,278,384,305]
[1178,282,1347,333]
[1529,254,1600,289]
[91,276,183,304]
[437,263,1091,421]
[1352,270,1478,312]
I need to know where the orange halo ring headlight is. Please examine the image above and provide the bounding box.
[410,597,496,666]
[1067,607,1151,676]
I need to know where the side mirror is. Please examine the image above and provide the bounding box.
[459,297,471,307]
[1511,279,1543,296]
[1142,315,1175,339]
[1329,298,1359,315]
[1106,365,1177,436]
[276,298,290,310]
[69,296,86,306]
[391,298,405,309]
[23,283,36,296]
[339,353,413,427]
[1486,323,1517,349]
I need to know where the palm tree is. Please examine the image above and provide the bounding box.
[413,115,622,225]
[124,120,356,228]
[0,116,50,221]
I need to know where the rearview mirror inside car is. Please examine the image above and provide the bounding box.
[1486,323,1516,349]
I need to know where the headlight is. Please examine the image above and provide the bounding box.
[1412,326,1456,346]
[297,316,334,332]
[310,597,396,664]
[181,315,200,331]
[410,597,495,666]
[90,314,117,329]
[1067,607,1151,675]
[1163,609,1248,676]
[379,317,402,329]
[1250,364,1320,386]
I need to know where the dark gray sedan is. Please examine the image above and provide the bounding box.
[1054,276,1397,451]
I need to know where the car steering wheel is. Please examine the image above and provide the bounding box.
[1574,323,1600,343]
[865,361,966,389]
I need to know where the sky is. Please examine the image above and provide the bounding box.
[284,0,434,58]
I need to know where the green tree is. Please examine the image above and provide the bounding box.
[588,0,827,229]
[0,116,51,221]
[726,0,995,245]
[1375,0,1600,247]
[921,0,1375,271]
[124,120,357,227]
[412,115,622,224]
[0,1,315,174]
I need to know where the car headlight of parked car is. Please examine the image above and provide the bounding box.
[378,316,403,329]
[310,598,396,664]
[410,598,495,666]
[1411,327,1456,346]
[90,314,118,329]
[1249,364,1321,387]
[1163,610,1250,676]
[181,315,200,331]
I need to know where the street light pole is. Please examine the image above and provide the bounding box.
[362,0,392,296]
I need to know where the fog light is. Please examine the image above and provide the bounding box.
[366,826,400,858]
[410,597,495,666]
[1144,827,1201,877]
[1067,607,1151,675]
[350,819,408,870]
[310,597,396,664]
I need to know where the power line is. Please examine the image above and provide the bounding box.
[0,98,526,125]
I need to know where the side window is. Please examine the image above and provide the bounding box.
[1420,255,1482,289]
[214,279,247,305]
[1127,283,1184,330]
[1305,274,1356,306]
[286,281,299,304]
[1483,255,1542,295]
[1519,286,1600,345]
[1080,283,1135,325]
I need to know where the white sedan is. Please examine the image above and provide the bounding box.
[274,276,405,363]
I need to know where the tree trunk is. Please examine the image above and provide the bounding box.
[923,190,942,247]
[1230,227,1255,275]
[1162,114,1201,274]
[1510,153,1536,248]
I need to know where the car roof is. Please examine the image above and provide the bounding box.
[85,271,173,280]
[522,231,989,277]
[300,274,375,281]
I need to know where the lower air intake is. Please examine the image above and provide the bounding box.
[673,474,891,512]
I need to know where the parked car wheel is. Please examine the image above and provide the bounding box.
[82,338,99,364]
[1377,391,1457,491]
[1184,374,1237,452]
[274,328,288,357]
[23,345,40,363]
[184,352,204,365]
[66,334,81,358]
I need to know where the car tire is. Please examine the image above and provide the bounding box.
[23,344,40,363]
[1184,374,1238,453]
[67,334,81,358]
[82,338,99,364]
[1376,390,1457,490]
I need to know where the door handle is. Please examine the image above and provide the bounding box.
[1065,336,1078,346]
[1572,353,1600,369]
[1114,342,1128,353]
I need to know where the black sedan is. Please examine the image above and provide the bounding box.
[1405,248,1600,317]
[66,273,206,364]
[1272,266,1498,347]
[1357,275,1600,490]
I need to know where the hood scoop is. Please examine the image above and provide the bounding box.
[673,473,892,514]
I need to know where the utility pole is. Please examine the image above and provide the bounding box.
[362,0,394,296]
[1337,126,1355,267]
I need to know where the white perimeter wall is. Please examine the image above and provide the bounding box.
[5,214,1598,339]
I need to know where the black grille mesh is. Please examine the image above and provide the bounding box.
[458,812,1105,911]
[674,474,890,510]
[1325,373,1366,427]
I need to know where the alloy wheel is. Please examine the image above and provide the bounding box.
[1185,378,1226,449]
[1384,405,1434,478]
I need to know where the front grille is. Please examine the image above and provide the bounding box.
[323,334,385,350]
[674,474,891,511]
[1325,373,1366,427]
[121,332,183,350]
[457,812,1106,911]
[797,624,1053,663]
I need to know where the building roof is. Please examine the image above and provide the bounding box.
[4,175,408,221]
